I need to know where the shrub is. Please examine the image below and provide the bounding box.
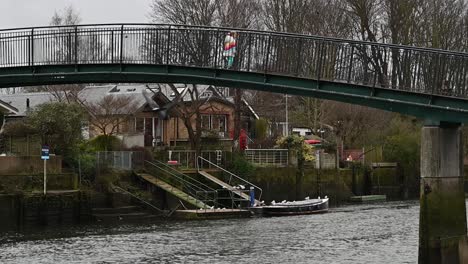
[89,135,122,151]
[276,134,315,162]
[228,152,255,179]
[255,118,269,141]
[2,120,36,136]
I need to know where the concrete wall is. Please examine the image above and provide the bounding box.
[0,173,78,192]
[225,164,416,206]
[0,156,62,175]
[241,167,354,207]
[0,192,92,230]
[370,167,404,199]
[0,194,19,230]
[314,152,336,169]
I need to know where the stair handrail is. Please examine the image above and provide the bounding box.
[146,160,216,192]
[197,156,263,202]
[111,184,166,214]
[144,160,219,208]
[145,161,211,197]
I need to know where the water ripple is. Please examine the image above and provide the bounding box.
[0,201,422,264]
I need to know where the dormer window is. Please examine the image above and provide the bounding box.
[200,91,212,98]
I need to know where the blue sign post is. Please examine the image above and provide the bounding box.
[41,146,50,160]
[249,187,255,207]
[41,146,49,195]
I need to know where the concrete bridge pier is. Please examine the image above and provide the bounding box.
[419,123,467,264]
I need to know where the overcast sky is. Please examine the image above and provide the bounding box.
[0,0,154,29]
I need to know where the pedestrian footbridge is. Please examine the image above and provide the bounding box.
[0,24,467,123]
[1,24,468,262]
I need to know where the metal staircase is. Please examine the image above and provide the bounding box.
[141,160,221,209]
[197,156,263,206]
[138,173,209,209]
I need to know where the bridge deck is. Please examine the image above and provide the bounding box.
[0,24,467,122]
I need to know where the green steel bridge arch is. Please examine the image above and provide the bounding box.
[0,24,467,123]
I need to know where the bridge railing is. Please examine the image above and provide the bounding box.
[0,24,467,98]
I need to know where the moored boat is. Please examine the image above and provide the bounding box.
[260,197,329,216]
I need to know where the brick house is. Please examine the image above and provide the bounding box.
[0,84,258,151]
[80,84,259,148]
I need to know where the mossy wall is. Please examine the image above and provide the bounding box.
[0,156,62,175]
[242,164,417,205]
[246,167,354,206]
[0,191,91,231]
[0,194,18,230]
[370,168,402,199]
[465,165,468,192]
[0,173,78,193]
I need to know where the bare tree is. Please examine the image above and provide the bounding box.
[215,0,261,149]
[167,84,215,154]
[81,95,139,136]
[321,100,392,148]
[25,5,84,102]
[149,0,217,25]
[260,0,352,133]
[216,0,262,29]
[149,0,262,151]
[50,5,82,26]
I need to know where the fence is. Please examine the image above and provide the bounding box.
[244,149,289,167]
[1,24,467,99]
[1,135,42,156]
[168,150,228,169]
[96,151,144,171]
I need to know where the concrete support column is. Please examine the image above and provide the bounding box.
[419,124,467,264]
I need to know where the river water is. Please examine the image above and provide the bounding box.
[0,201,421,264]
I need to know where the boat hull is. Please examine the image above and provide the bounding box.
[261,199,329,217]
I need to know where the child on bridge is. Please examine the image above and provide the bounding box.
[223,31,237,69]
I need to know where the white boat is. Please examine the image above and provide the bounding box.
[260,197,329,216]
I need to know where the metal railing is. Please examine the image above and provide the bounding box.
[197,156,263,203]
[0,24,467,99]
[168,150,227,168]
[96,151,144,171]
[145,159,220,209]
[244,149,289,167]
[111,184,165,215]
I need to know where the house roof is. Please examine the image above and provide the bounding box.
[154,84,259,118]
[225,95,260,120]
[0,92,56,116]
[154,84,222,102]
[0,98,19,115]
[0,84,260,120]
[78,85,163,112]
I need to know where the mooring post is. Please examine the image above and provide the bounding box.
[419,123,467,264]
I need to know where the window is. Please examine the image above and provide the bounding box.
[200,91,213,98]
[201,115,210,130]
[135,118,144,133]
[200,114,227,136]
[212,115,227,133]
[144,118,152,135]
